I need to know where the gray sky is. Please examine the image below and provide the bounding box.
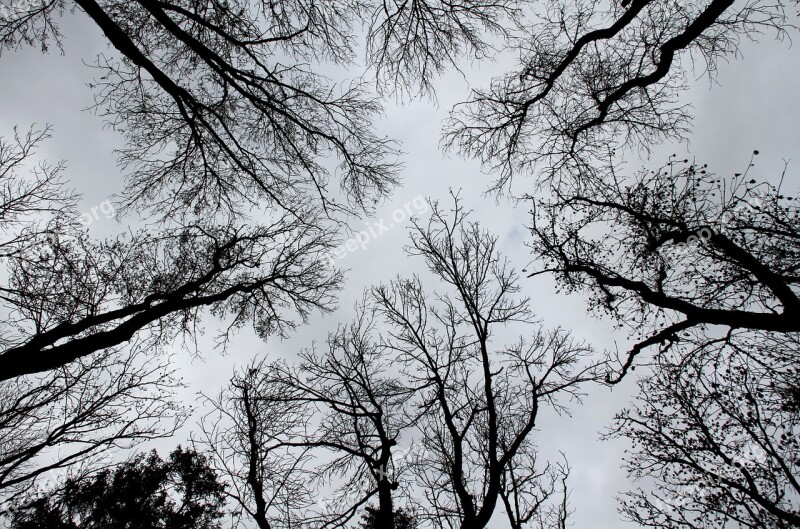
[1,7,798,529]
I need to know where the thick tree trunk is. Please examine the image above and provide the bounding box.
[374,480,396,529]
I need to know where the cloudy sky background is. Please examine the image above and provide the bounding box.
[1,7,798,528]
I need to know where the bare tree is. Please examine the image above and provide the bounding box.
[261,308,415,529]
[0,123,342,515]
[199,305,414,529]
[0,344,186,508]
[199,195,596,529]
[0,125,76,257]
[197,362,317,529]
[1,216,342,380]
[499,453,570,529]
[372,194,596,529]
[0,126,222,514]
[0,126,343,380]
[0,0,525,222]
[2,0,400,220]
[444,0,798,187]
[364,0,520,98]
[605,332,800,528]
[524,154,799,381]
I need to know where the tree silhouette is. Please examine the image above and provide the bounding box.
[372,194,594,529]
[0,125,341,515]
[365,0,520,98]
[256,310,414,529]
[0,344,185,506]
[199,194,596,529]
[197,362,318,529]
[606,333,800,528]
[198,310,414,529]
[0,0,520,221]
[521,152,800,524]
[6,446,227,529]
[0,127,343,381]
[4,0,398,220]
[525,155,799,381]
[444,0,797,187]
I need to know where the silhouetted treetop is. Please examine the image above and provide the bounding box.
[1,0,524,221]
[444,0,798,189]
[606,334,800,528]
[7,446,227,529]
[0,127,342,380]
[526,154,799,381]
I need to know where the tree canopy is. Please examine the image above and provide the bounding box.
[1,0,798,528]
[197,196,595,529]
[6,446,227,529]
[445,0,797,188]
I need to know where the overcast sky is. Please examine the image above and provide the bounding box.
[1,8,798,528]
